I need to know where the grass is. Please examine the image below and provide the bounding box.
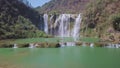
[0,37,100,44]
[80,37,100,43]
[14,37,75,44]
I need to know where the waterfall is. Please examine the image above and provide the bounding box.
[13,44,18,48]
[63,14,82,46]
[57,14,71,47]
[54,15,62,35]
[90,43,94,47]
[72,14,81,41]
[49,15,54,34]
[59,14,70,37]
[29,43,35,48]
[69,14,82,46]
[43,14,82,47]
[58,14,81,47]
[43,14,48,34]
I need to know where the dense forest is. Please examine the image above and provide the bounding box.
[0,0,46,40]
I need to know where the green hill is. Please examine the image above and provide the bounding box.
[0,0,46,40]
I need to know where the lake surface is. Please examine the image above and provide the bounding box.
[0,46,120,68]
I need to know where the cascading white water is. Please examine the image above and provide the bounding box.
[43,14,82,47]
[57,14,71,47]
[59,14,70,37]
[29,43,35,48]
[43,14,48,34]
[13,44,18,48]
[72,14,81,41]
[90,43,94,47]
[67,14,82,46]
[69,14,82,46]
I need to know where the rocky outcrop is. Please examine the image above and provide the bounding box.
[36,0,91,14]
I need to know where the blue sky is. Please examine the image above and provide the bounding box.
[28,0,51,8]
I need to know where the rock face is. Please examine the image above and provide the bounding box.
[36,0,91,13]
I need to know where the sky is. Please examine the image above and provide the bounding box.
[27,0,51,8]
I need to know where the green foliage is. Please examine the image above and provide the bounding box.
[0,0,48,40]
[0,15,47,39]
[81,0,120,38]
[80,37,100,43]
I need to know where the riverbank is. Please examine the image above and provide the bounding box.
[0,37,120,48]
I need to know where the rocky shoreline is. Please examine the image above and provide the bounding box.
[0,41,120,48]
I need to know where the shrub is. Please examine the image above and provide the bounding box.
[110,14,120,31]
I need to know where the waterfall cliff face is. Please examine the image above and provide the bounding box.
[43,14,82,46]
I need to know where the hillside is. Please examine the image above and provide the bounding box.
[81,0,120,43]
[36,0,120,43]
[36,0,90,14]
[0,0,46,40]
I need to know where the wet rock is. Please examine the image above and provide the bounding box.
[0,44,13,48]
[22,44,29,48]
[55,43,61,48]
[109,35,115,42]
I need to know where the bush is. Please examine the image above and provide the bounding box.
[110,14,120,31]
